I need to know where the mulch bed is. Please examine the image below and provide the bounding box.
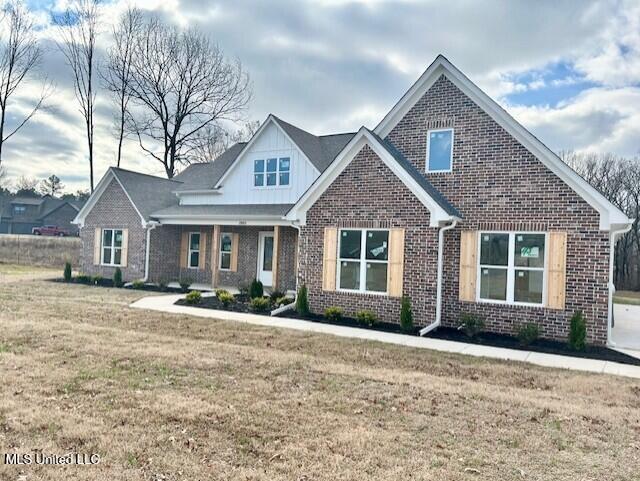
[175,294,278,316]
[279,309,420,335]
[50,278,185,293]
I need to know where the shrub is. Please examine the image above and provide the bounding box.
[270,290,284,302]
[459,313,485,338]
[113,268,123,288]
[275,296,293,307]
[63,262,72,282]
[249,296,270,312]
[238,284,249,296]
[324,306,343,322]
[131,280,145,289]
[158,280,168,292]
[296,284,310,316]
[568,310,587,351]
[179,279,192,293]
[517,322,540,346]
[91,275,103,285]
[185,290,202,305]
[249,279,264,299]
[218,291,234,307]
[216,288,230,299]
[75,274,90,284]
[356,309,377,327]
[400,296,413,333]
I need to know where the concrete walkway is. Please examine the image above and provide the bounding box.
[130,294,640,380]
[612,304,640,356]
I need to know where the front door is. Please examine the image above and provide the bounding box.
[257,231,274,286]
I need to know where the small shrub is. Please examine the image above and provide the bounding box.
[324,306,343,322]
[459,313,485,338]
[249,296,270,312]
[75,274,90,284]
[131,280,145,289]
[218,291,234,307]
[179,279,192,293]
[249,279,264,299]
[568,310,587,351]
[216,288,230,299]
[400,296,413,333]
[113,268,123,288]
[296,284,310,316]
[275,296,293,307]
[63,262,72,282]
[157,280,168,292]
[238,284,249,296]
[517,322,540,346]
[270,290,284,302]
[91,275,103,285]
[356,309,377,327]
[185,290,202,305]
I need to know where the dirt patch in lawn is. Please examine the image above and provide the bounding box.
[1,277,640,480]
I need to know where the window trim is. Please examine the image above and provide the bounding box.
[476,231,547,307]
[101,228,123,267]
[219,232,232,271]
[336,228,389,295]
[252,156,292,189]
[426,128,454,173]
[187,231,201,269]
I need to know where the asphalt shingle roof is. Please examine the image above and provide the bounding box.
[173,143,247,192]
[151,203,294,218]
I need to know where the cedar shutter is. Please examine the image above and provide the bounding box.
[93,227,102,265]
[272,226,280,288]
[230,233,239,272]
[199,229,207,270]
[459,230,478,302]
[211,225,220,286]
[322,227,337,291]
[387,228,405,297]
[120,229,129,267]
[180,231,189,268]
[547,231,567,309]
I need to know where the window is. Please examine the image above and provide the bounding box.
[13,205,26,214]
[338,229,388,293]
[188,232,200,269]
[253,157,291,187]
[478,232,546,305]
[220,232,232,270]
[426,128,453,172]
[102,229,123,266]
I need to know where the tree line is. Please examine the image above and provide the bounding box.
[0,0,253,193]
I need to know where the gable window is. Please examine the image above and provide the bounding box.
[13,205,26,214]
[338,229,388,293]
[478,232,546,305]
[253,157,291,187]
[219,232,232,270]
[426,128,453,172]
[188,232,201,269]
[102,229,123,266]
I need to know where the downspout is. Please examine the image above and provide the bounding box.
[607,222,633,346]
[271,220,301,316]
[420,219,458,336]
[142,221,159,282]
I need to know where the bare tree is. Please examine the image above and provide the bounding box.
[0,1,50,170]
[101,6,141,168]
[14,174,37,196]
[186,120,259,164]
[54,0,100,192]
[127,17,251,178]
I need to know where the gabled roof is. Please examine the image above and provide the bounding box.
[173,143,246,193]
[374,54,632,231]
[286,127,461,227]
[151,203,294,220]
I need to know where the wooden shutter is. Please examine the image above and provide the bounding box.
[322,227,337,291]
[459,230,478,302]
[230,233,239,272]
[387,228,405,297]
[199,229,207,270]
[120,229,129,267]
[93,227,102,265]
[211,225,220,286]
[547,231,567,309]
[180,231,189,268]
[272,226,280,288]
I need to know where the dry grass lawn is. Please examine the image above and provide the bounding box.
[0,268,639,480]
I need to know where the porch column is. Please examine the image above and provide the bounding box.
[211,225,220,288]
[272,225,280,289]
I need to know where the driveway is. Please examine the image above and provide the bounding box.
[612,303,640,352]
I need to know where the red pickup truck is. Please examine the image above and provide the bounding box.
[32,225,69,237]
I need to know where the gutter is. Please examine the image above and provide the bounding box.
[142,221,159,282]
[607,221,634,346]
[420,219,458,336]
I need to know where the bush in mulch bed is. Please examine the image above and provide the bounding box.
[176,294,278,315]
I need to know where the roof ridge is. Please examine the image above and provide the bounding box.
[111,166,184,184]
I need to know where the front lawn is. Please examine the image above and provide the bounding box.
[0,272,639,480]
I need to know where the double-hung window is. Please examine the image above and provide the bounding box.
[478,232,546,305]
[426,128,453,172]
[219,232,232,270]
[253,157,291,187]
[188,232,201,269]
[102,229,123,266]
[338,229,389,293]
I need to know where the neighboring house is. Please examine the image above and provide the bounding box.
[74,55,632,346]
[0,195,83,235]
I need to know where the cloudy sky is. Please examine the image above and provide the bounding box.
[3,0,640,193]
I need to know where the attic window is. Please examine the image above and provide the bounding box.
[426,128,453,172]
[253,157,290,187]
[13,205,26,214]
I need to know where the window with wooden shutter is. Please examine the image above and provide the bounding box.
[459,230,478,302]
[547,231,567,309]
[229,233,239,272]
[322,227,337,291]
[93,227,101,265]
[387,228,405,297]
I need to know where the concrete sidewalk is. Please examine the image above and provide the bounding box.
[130,293,640,380]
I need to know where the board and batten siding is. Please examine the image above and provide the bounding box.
[180,122,320,206]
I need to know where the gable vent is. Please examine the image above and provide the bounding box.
[426,117,455,130]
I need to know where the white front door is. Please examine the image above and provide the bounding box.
[257,231,274,286]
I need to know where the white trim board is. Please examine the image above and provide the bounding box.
[374,55,632,231]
